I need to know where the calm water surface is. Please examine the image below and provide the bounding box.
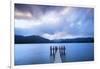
[15,43,94,65]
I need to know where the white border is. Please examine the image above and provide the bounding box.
[11,1,14,69]
[11,0,95,69]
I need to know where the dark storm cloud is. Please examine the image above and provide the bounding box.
[15,3,65,19]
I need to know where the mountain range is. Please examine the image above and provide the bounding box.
[15,35,94,44]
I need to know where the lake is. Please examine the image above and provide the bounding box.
[15,43,94,65]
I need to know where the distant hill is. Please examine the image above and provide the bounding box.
[51,38,94,43]
[15,35,94,44]
[15,35,51,44]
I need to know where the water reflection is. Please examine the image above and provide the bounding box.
[15,43,94,65]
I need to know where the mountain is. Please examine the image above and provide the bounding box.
[51,38,94,43]
[15,35,94,44]
[15,35,51,44]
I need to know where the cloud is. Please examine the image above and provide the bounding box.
[15,10,33,19]
[41,32,89,40]
[15,7,72,29]
[15,4,94,38]
[42,32,68,40]
[15,19,42,29]
[15,4,66,19]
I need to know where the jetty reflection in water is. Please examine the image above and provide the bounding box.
[15,43,94,65]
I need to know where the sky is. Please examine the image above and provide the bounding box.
[15,4,94,40]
